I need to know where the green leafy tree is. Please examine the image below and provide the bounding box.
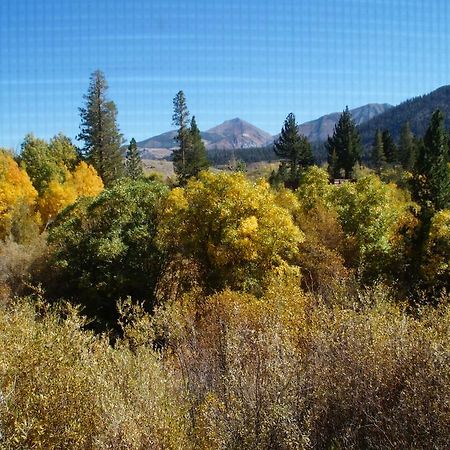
[49,133,79,170]
[398,122,416,171]
[382,130,398,164]
[371,129,386,174]
[78,70,124,187]
[326,107,362,179]
[49,178,168,325]
[125,138,144,179]
[273,113,313,188]
[172,90,191,183]
[20,134,66,194]
[413,109,450,213]
[185,116,209,178]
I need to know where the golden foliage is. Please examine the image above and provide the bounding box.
[38,162,103,224]
[157,171,304,292]
[0,150,39,240]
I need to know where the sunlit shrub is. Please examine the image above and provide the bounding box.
[0,299,189,449]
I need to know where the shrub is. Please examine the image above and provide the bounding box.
[0,299,189,449]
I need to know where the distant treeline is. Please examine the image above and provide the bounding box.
[206,142,327,166]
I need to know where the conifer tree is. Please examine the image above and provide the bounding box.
[172,90,191,183]
[371,129,386,174]
[382,130,398,164]
[78,70,124,187]
[185,116,209,178]
[125,138,144,179]
[399,122,416,171]
[325,107,362,179]
[413,110,450,212]
[273,112,313,187]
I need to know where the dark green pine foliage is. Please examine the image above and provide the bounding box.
[78,70,124,186]
[125,138,144,179]
[371,129,386,174]
[172,90,191,183]
[273,113,313,187]
[185,116,209,178]
[382,130,399,164]
[399,122,417,171]
[325,107,362,179]
[413,110,450,212]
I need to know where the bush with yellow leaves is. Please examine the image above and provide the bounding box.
[157,171,304,294]
[0,149,40,242]
[0,298,189,449]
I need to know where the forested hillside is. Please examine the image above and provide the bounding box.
[359,85,450,148]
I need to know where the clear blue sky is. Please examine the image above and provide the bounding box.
[1,0,450,150]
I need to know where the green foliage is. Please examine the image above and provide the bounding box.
[49,178,168,324]
[172,94,209,184]
[413,109,450,213]
[185,116,209,178]
[326,106,363,179]
[331,174,416,282]
[172,90,191,183]
[273,112,313,188]
[78,70,124,186]
[125,138,144,179]
[20,134,69,194]
[399,121,417,171]
[49,133,79,170]
[371,129,386,173]
[382,129,399,164]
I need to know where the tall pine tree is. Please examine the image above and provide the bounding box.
[172,90,191,183]
[325,107,362,179]
[78,70,124,186]
[382,130,398,164]
[273,112,313,188]
[413,110,450,212]
[125,138,144,179]
[399,122,416,171]
[371,129,386,174]
[185,116,209,178]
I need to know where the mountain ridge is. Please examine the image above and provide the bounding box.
[137,103,392,157]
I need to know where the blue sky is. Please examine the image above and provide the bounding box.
[1,0,450,150]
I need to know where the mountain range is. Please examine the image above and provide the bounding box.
[137,85,450,159]
[137,104,392,158]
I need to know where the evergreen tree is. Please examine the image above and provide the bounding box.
[172,90,191,183]
[125,138,144,179]
[325,107,362,179]
[413,110,450,212]
[399,122,416,171]
[78,70,124,187]
[371,129,386,174]
[328,148,340,179]
[185,116,209,178]
[382,130,398,164]
[273,113,313,187]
